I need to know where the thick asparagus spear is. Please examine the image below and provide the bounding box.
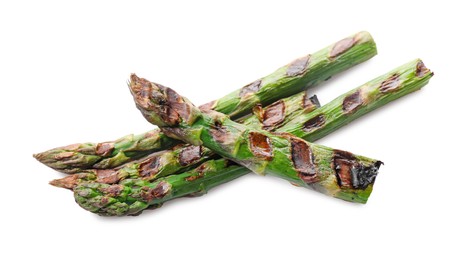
[74,59,433,216]
[128,74,383,199]
[51,92,319,188]
[34,31,377,173]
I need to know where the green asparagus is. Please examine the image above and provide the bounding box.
[35,31,377,173]
[74,59,433,216]
[128,74,383,200]
[51,92,319,188]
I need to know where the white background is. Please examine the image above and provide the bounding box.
[1,0,463,259]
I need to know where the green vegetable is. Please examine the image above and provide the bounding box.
[34,31,377,173]
[128,74,382,200]
[73,59,433,216]
[51,92,319,188]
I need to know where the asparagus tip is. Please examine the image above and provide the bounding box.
[49,175,78,190]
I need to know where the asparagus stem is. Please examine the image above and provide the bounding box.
[51,92,319,188]
[35,31,377,173]
[74,59,433,216]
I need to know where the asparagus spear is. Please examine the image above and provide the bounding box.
[128,74,383,199]
[74,59,433,216]
[34,31,377,173]
[51,92,319,188]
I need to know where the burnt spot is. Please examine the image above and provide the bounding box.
[286,55,310,77]
[330,37,356,58]
[302,114,325,132]
[342,90,363,114]
[262,100,285,130]
[165,87,183,103]
[170,101,191,122]
[138,156,161,177]
[290,138,318,184]
[162,127,186,140]
[209,122,229,144]
[179,146,202,166]
[96,169,120,184]
[101,184,124,197]
[95,142,114,156]
[199,100,217,112]
[332,150,381,189]
[159,104,181,126]
[49,175,80,189]
[54,151,74,160]
[303,94,320,109]
[249,132,273,160]
[239,79,262,97]
[416,60,430,77]
[379,74,401,93]
[141,181,171,202]
[184,171,205,182]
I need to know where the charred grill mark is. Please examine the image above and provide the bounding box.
[96,169,120,184]
[330,37,356,58]
[290,138,318,184]
[138,156,161,177]
[140,181,171,202]
[286,55,310,76]
[101,184,124,197]
[185,171,205,182]
[199,100,217,112]
[416,60,430,77]
[95,142,115,156]
[159,103,180,126]
[54,151,74,160]
[209,121,229,144]
[379,74,401,93]
[342,90,363,114]
[170,102,191,122]
[179,146,202,166]
[332,150,381,189]
[249,132,273,160]
[239,80,262,97]
[304,94,320,109]
[262,100,285,130]
[302,114,325,132]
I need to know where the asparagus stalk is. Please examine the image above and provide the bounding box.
[52,92,319,188]
[34,31,377,173]
[128,74,383,199]
[74,59,433,216]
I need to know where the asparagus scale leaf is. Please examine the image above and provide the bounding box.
[74,59,433,216]
[35,31,377,173]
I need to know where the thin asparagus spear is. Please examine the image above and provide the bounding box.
[35,31,377,173]
[128,74,383,198]
[74,59,433,216]
[51,92,319,188]
[277,59,434,141]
